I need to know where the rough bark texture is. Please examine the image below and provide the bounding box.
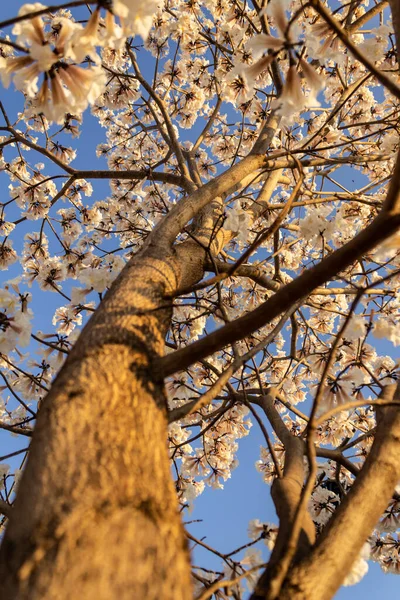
[159,210,400,377]
[0,127,272,599]
[250,396,315,600]
[0,247,200,600]
[1,75,399,598]
[278,386,400,600]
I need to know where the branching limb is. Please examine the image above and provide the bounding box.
[0,422,33,437]
[279,383,400,600]
[310,0,400,100]
[0,500,13,520]
[249,391,316,600]
[0,1,94,30]
[168,305,298,423]
[347,0,389,32]
[158,207,400,376]
[196,562,267,600]
[127,48,195,188]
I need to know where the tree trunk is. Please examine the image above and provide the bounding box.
[0,248,194,600]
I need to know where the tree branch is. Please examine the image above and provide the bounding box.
[158,202,400,376]
[0,500,13,520]
[310,0,400,100]
[280,383,400,600]
[250,392,316,599]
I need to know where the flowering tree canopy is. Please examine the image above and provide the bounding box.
[0,0,400,598]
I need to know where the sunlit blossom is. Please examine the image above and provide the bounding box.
[0,0,399,588]
[113,0,162,39]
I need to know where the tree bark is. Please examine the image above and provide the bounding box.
[0,119,275,599]
[250,394,316,600]
[0,248,197,600]
[1,99,400,599]
[277,385,400,600]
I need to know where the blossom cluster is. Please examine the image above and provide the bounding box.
[0,1,161,123]
[0,0,399,592]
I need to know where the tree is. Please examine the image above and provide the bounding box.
[0,0,399,598]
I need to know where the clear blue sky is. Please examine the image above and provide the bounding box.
[0,2,399,598]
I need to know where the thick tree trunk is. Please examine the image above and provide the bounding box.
[0,248,196,600]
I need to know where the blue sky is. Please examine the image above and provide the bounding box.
[188,421,399,599]
[0,2,399,598]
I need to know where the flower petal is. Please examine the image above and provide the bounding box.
[246,33,284,58]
